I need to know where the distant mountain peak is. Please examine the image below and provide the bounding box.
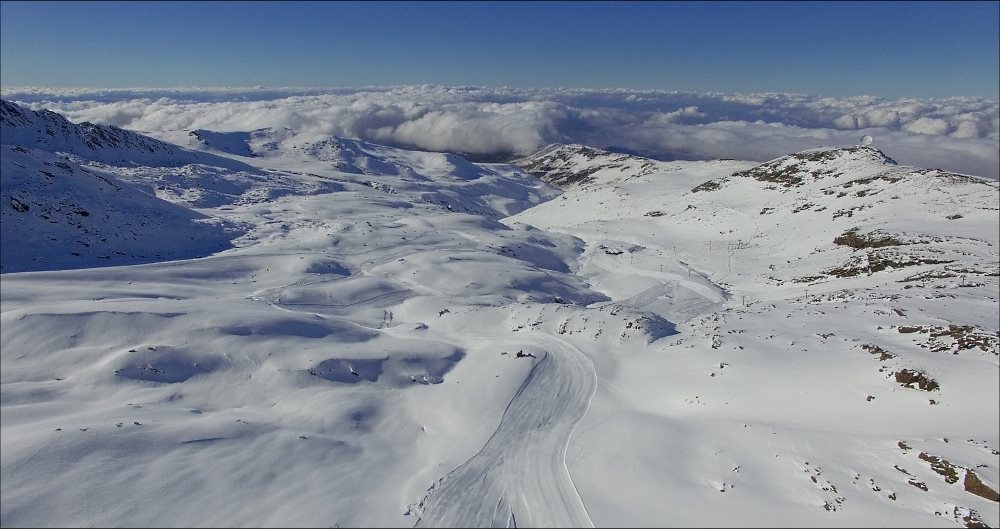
[517,143,663,188]
[778,145,899,167]
[721,146,900,189]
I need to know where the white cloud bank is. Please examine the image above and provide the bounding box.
[3,86,997,178]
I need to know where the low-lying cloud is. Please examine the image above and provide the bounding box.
[3,86,997,178]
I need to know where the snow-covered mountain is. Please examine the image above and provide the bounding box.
[0,100,253,170]
[517,143,667,188]
[1,105,997,528]
[509,143,999,527]
[155,126,562,218]
[514,143,998,288]
[0,143,243,272]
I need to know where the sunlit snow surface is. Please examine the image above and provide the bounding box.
[2,102,998,528]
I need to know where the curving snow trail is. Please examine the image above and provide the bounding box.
[413,336,596,528]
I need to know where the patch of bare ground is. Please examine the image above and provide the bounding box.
[896,324,999,354]
[732,163,807,187]
[898,444,1000,507]
[964,470,1000,502]
[833,228,905,249]
[919,452,960,484]
[916,168,992,185]
[832,204,872,219]
[690,179,723,192]
[899,269,959,283]
[946,265,1000,278]
[826,250,953,278]
[895,370,940,391]
[955,506,990,529]
[838,173,904,188]
[862,344,896,361]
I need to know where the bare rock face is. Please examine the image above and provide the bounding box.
[894,369,940,391]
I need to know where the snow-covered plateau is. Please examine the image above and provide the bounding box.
[2,100,998,528]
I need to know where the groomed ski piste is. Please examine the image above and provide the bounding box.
[2,100,998,528]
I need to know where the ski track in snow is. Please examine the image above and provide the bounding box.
[400,221,732,527]
[413,334,597,529]
[407,232,733,527]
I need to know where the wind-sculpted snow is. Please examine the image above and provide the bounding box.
[111,346,228,384]
[1,105,997,529]
[1,108,640,526]
[308,348,464,386]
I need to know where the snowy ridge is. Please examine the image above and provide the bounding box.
[683,146,998,286]
[0,144,241,272]
[156,127,562,218]
[0,100,333,272]
[694,145,898,191]
[0,100,253,170]
[187,129,257,157]
[517,143,669,188]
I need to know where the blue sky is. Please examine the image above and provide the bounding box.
[1,1,997,98]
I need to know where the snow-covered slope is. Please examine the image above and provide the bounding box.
[155,127,561,218]
[0,144,241,272]
[0,100,253,170]
[514,144,999,291]
[2,105,997,529]
[187,129,257,157]
[1,106,651,527]
[509,143,1000,528]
